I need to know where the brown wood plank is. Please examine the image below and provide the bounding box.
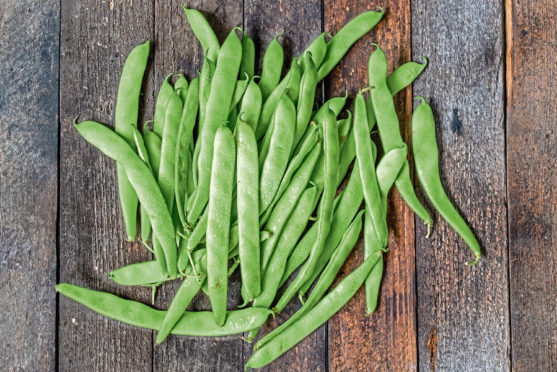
[412,1,509,371]
[242,1,324,370]
[151,1,245,371]
[0,1,59,370]
[59,1,154,370]
[326,2,418,371]
[507,0,557,370]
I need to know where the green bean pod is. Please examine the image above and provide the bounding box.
[114,41,150,241]
[274,108,338,314]
[56,283,272,336]
[75,120,176,276]
[245,255,379,369]
[188,29,242,225]
[294,51,318,148]
[109,260,177,286]
[240,34,255,77]
[183,6,220,62]
[354,90,388,247]
[235,120,261,301]
[259,34,284,100]
[303,32,328,69]
[153,74,175,138]
[206,126,236,325]
[132,127,155,246]
[412,97,481,264]
[260,124,319,225]
[364,209,384,315]
[369,45,432,228]
[140,128,162,242]
[259,94,296,214]
[175,78,199,227]
[256,59,300,139]
[174,74,188,97]
[338,111,352,149]
[257,210,364,350]
[229,73,250,113]
[238,77,262,130]
[260,145,321,272]
[317,9,384,81]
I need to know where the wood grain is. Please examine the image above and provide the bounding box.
[507,0,557,370]
[412,1,510,371]
[243,1,324,370]
[59,1,154,370]
[325,1,418,371]
[151,2,246,370]
[0,1,59,370]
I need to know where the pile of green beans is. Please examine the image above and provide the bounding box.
[58,5,481,369]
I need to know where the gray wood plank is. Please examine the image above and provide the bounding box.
[242,1,324,370]
[507,1,557,370]
[59,1,154,370]
[412,1,509,371]
[0,1,59,370]
[151,1,246,371]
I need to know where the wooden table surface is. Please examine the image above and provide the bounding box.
[1,0,556,371]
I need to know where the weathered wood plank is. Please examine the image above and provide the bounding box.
[0,1,59,370]
[59,1,154,370]
[326,2,418,371]
[507,0,557,370]
[242,1,324,370]
[151,1,246,371]
[412,1,509,371]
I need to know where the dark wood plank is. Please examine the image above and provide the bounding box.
[325,2,418,371]
[151,1,245,371]
[0,1,59,370]
[412,1,509,370]
[507,0,557,370]
[59,1,154,370]
[242,1,323,370]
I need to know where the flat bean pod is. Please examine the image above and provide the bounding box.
[229,73,250,113]
[369,45,432,228]
[114,41,150,241]
[140,128,162,242]
[245,255,379,369]
[235,120,261,300]
[259,94,296,214]
[75,120,176,276]
[175,78,199,227]
[240,34,255,77]
[364,209,384,315]
[259,35,284,100]
[294,51,318,148]
[56,283,272,336]
[153,74,175,138]
[354,90,388,246]
[412,97,481,264]
[206,126,236,325]
[188,29,242,225]
[238,77,262,130]
[302,32,328,69]
[317,9,384,81]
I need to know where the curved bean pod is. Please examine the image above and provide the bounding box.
[188,29,242,225]
[229,73,250,113]
[56,283,272,337]
[183,6,220,62]
[369,45,432,228]
[317,9,384,81]
[303,32,328,69]
[153,74,175,138]
[259,34,284,100]
[206,126,236,325]
[412,97,481,264]
[245,255,379,369]
[114,41,150,241]
[235,120,261,300]
[75,120,176,276]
